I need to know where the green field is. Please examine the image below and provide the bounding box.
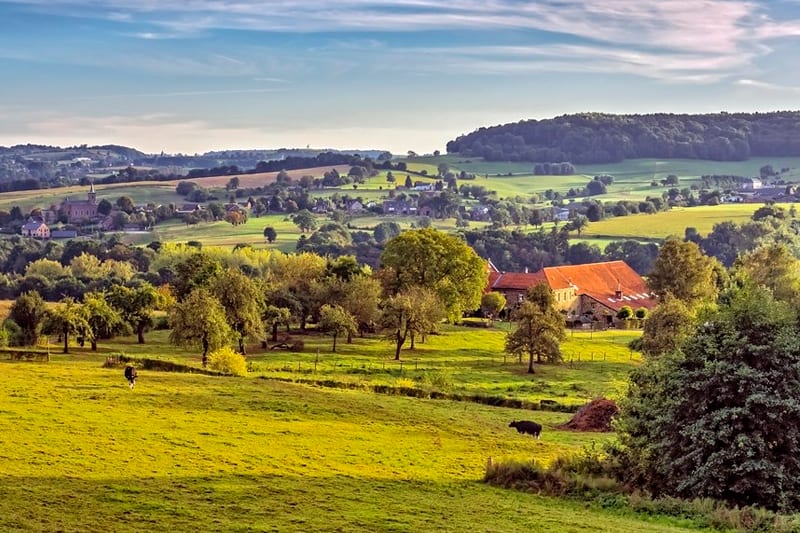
[581,203,784,240]
[0,323,715,532]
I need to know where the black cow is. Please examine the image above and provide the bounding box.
[124,365,138,389]
[509,420,542,439]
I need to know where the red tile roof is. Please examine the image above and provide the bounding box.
[542,261,657,311]
[490,271,547,290]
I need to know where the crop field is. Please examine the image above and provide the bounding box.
[0,324,712,532]
[581,203,783,240]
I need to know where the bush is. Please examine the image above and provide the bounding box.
[419,368,453,391]
[634,307,648,319]
[208,347,247,376]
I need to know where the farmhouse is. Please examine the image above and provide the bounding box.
[488,260,657,325]
[21,218,51,239]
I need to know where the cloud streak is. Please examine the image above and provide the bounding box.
[7,0,800,83]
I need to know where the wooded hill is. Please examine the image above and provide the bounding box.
[446,111,800,164]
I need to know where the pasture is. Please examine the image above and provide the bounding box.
[580,203,784,240]
[0,323,714,532]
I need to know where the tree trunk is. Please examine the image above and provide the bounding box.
[238,335,246,355]
[394,329,405,360]
[410,331,416,350]
[137,323,145,344]
[528,352,535,374]
[271,322,279,342]
[202,337,209,367]
[332,333,337,353]
[347,330,353,344]
[91,339,97,351]
[63,331,69,354]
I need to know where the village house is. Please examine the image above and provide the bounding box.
[21,218,51,239]
[382,198,417,215]
[488,260,658,326]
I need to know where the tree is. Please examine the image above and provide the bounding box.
[504,284,565,373]
[226,176,240,190]
[116,196,135,215]
[616,285,800,511]
[379,286,443,360]
[108,283,159,344]
[481,292,506,325]
[291,209,317,233]
[9,291,46,346]
[82,292,125,351]
[43,297,89,354]
[340,275,382,339]
[647,237,718,308]
[172,253,222,300]
[318,304,357,352]
[169,288,233,367]
[732,243,800,304]
[97,198,113,216]
[636,295,694,357]
[567,215,589,237]
[616,305,633,320]
[211,268,265,354]
[262,305,292,343]
[263,226,277,243]
[380,228,486,323]
[373,221,401,244]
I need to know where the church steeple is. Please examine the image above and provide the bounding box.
[88,181,96,204]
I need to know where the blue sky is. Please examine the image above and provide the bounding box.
[1,0,800,155]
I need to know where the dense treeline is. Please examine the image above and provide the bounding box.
[447,111,800,163]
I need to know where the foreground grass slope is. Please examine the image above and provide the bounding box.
[0,358,710,532]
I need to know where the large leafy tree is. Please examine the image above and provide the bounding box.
[340,275,382,339]
[636,295,694,358]
[647,237,718,308]
[504,283,565,373]
[169,288,233,367]
[82,292,125,351]
[108,283,159,344]
[380,228,486,323]
[481,292,506,325]
[211,268,265,354]
[616,284,800,511]
[9,291,47,346]
[318,304,357,353]
[43,297,89,354]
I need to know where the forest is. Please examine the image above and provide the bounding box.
[446,111,800,164]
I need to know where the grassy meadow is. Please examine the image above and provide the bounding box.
[0,322,717,532]
[580,203,785,240]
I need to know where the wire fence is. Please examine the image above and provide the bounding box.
[249,349,643,376]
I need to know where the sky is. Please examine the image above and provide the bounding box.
[1,0,800,156]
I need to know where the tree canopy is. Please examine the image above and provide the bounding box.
[380,228,486,323]
[616,284,800,511]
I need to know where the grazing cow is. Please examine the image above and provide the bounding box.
[509,420,542,439]
[124,365,138,389]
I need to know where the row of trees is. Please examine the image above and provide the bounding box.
[1,229,487,364]
[447,111,800,163]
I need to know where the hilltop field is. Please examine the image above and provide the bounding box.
[1,323,718,532]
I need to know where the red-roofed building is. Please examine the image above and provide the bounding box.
[488,260,657,325]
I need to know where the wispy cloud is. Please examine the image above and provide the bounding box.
[5,0,800,82]
[736,78,800,93]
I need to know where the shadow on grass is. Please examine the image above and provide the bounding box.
[0,474,696,533]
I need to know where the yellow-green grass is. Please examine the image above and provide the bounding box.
[0,357,709,532]
[0,182,185,212]
[582,203,789,240]
[97,325,641,409]
[578,157,800,181]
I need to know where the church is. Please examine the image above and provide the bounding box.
[45,183,99,224]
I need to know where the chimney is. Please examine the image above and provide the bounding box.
[614,282,623,300]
